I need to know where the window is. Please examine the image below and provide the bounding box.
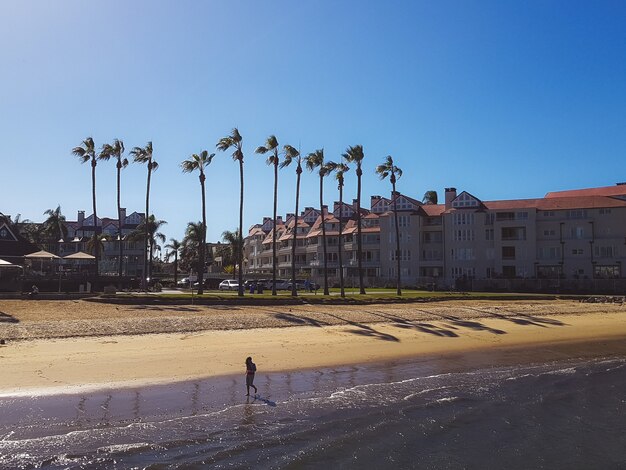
[496,212,515,221]
[570,227,585,239]
[599,208,612,215]
[516,212,528,220]
[594,246,618,258]
[594,265,620,278]
[567,209,588,219]
[542,211,555,217]
[571,249,584,255]
[453,213,475,225]
[397,215,410,227]
[451,248,475,261]
[485,213,495,225]
[502,246,516,260]
[543,229,556,237]
[454,229,475,241]
[537,247,561,259]
[485,229,494,241]
[423,231,442,243]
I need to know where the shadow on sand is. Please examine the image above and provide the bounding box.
[0,311,19,323]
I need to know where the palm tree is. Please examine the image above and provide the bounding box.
[423,190,438,205]
[129,215,167,282]
[376,156,403,296]
[181,150,215,295]
[130,142,158,290]
[181,222,205,276]
[42,205,68,243]
[326,162,350,297]
[342,144,366,294]
[256,135,291,295]
[305,149,331,296]
[72,137,103,278]
[283,145,301,296]
[221,229,242,278]
[100,139,128,286]
[216,128,245,296]
[165,238,182,286]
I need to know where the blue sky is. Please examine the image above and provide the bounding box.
[1,1,625,245]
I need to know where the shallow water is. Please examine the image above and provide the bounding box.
[1,353,626,469]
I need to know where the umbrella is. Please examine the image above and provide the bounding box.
[63,251,95,260]
[25,250,60,271]
[0,258,20,268]
[25,250,60,259]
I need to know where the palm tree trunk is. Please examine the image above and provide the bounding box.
[238,159,244,296]
[392,181,402,296]
[272,161,278,296]
[320,175,329,295]
[338,182,345,297]
[143,166,151,290]
[198,172,206,295]
[91,158,99,282]
[117,160,123,289]
[356,166,365,294]
[173,254,178,286]
[291,165,302,297]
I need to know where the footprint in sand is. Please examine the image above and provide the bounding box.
[101,341,118,344]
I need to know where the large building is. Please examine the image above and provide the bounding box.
[244,183,626,291]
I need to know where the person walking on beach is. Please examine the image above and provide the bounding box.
[245,356,258,396]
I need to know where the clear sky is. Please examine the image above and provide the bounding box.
[1,1,625,246]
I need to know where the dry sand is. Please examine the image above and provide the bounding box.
[1,299,625,396]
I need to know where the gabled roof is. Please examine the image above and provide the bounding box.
[420,204,445,217]
[0,222,41,260]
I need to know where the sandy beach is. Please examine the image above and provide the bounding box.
[1,299,626,397]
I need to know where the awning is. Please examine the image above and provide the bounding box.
[25,250,60,259]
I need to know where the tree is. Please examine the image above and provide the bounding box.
[283,145,301,297]
[376,155,403,296]
[129,215,167,282]
[342,144,366,294]
[305,149,331,296]
[181,150,215,295]
[72,137,104,278]
[165,238,182,286]
[423,190,438,205]
[216,128,245,296]
[255,135,291,295]
[130,142,158,290]
[326,162,350,297]
[221,229,242,278]
[42,205,68,243]
[180,222,205,275]
[100,139,129,286]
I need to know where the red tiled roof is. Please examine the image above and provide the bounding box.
[421,204,445,216]
[545,185,626,198]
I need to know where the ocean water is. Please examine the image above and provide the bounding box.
[1,354,626,469]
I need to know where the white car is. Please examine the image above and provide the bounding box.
[219,279,239,291]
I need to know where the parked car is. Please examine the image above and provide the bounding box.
[177,277,191,288]
[219,279,240,291]
[192,279,210,288]
[271,279,290,290]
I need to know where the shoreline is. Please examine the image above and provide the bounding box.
[2,305,626,397]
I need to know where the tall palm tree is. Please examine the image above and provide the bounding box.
[256,135,291,295]
[423,190,438,205]
[342,144,366,294]
[181,150,215,295]
[221,229,242,278]
[376,156,403,296]
[164,238,182,286]
[42,205,68,243]
[72,137,103,278]
[87,234,108,263]
[283,145,301,296]
[305,149,331,296]
[216,128,245,296]
[100,139,128,286]
[326,162,350,297]
[130,142,158,290]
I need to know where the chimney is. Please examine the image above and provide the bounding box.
[77,210,85,226]
[263,217,271,225]
[445,187,457,210]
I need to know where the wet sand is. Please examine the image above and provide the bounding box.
[1,298,625,397]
